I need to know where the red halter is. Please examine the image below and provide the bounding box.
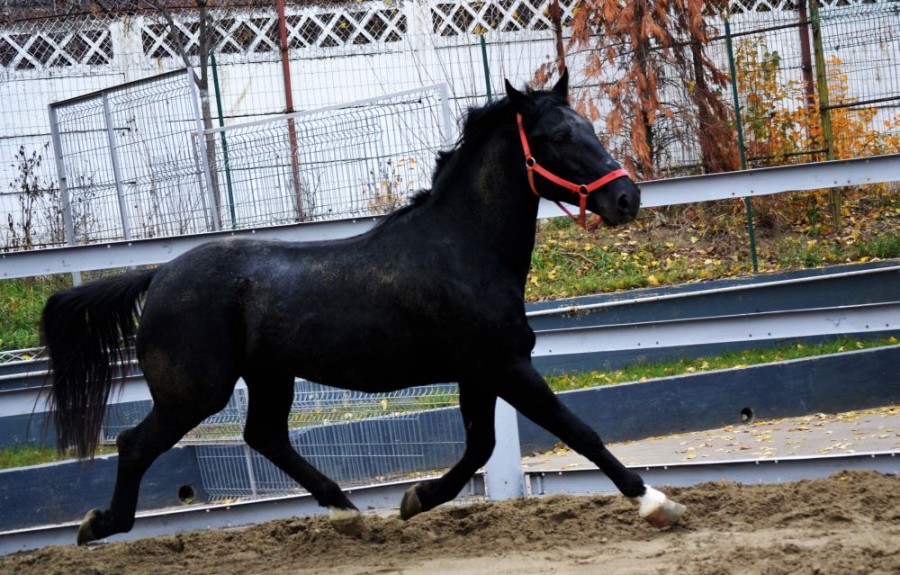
[516,113,630,228]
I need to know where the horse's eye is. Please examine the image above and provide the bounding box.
[549,131,569,144]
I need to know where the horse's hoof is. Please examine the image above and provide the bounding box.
[399,484,423,520]
[76,509,102,545]
[329,508,366,536]
[638,486,686,529]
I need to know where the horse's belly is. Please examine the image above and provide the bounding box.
[289,346,457,392]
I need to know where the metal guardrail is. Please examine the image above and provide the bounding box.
[2,153,899,280]
[533,301,899,358]
[1,450,895,556]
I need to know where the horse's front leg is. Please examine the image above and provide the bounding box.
[400,382,497,519]
[497,360,686,529]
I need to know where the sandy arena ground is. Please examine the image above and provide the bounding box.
[1,469,897,575]
[3,407,898,574]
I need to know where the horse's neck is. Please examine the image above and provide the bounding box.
[431,136,539,283]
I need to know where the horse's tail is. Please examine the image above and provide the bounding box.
[41,268,158,458]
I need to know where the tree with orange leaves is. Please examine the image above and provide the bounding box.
[565,0,737,179]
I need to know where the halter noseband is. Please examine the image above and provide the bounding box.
[516,113,630,228]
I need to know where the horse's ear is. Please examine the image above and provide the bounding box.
[551,67,569,99]
[504,79,530,111]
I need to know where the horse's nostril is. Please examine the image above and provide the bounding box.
[617,191,632,211]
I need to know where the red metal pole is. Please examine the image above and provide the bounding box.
[277,0,304,221]
[798,0,817,119]
[550,0,566,75]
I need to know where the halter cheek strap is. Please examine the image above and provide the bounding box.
[517,113,630,228]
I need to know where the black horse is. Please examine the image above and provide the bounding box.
[42,70,684,545]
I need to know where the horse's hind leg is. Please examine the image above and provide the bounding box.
[241,371,360,534]
[77,403,220,544]
[77,350,237,545]
[497,360,686,528]
[401,382,497,519]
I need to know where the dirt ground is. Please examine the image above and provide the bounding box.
[2,469,897,575]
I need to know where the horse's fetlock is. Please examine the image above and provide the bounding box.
[621,475,646,499]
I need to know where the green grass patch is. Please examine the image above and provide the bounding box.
[526,193,899,302]
[545,336,897,393]
[0,444,115,470]
[0,275,71,350]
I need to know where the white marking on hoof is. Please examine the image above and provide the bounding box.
[329,507,366,536]
[638,485,686,529]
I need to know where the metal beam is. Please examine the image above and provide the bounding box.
[0,374,153,419]
[0,218,380,280]
[4,154,899,280]
[537,153,900,216]
[532,302,899,358]
[1,451,894,557]
[525,265,900,319]
[527,451,899,496]
[636,153,900,207]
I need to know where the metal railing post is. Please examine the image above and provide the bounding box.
[47,104,81,286]
[485,399,524,500]
[188,68,222,231]
[437,82,454,148]
[210,52,237,229]
[101,93,132,241]
[725,16,760,273]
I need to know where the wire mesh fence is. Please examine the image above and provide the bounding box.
[49,69,214,245]
[3,0,898,251]
[204,84,452,228]
[720,1,900,168]
[103,380,463,500]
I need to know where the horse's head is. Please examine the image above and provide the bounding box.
[505,70,641,227]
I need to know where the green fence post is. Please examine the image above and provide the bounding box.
[211,52,237,229]
[479,35,493,103]
[808,0,842,231]
[724,17,759,273]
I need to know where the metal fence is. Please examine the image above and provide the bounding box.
[3,0,899,251]
[195,381,465,499]
[103,380,463,499]
[204,84,452,228]
[48,69,214,245]
[45,80,450,246]
[720,1,900,169]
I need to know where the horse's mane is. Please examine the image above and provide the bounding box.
[438,87,566,180]
[375,87,565,227]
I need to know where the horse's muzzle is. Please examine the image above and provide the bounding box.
[594,179,640,226]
